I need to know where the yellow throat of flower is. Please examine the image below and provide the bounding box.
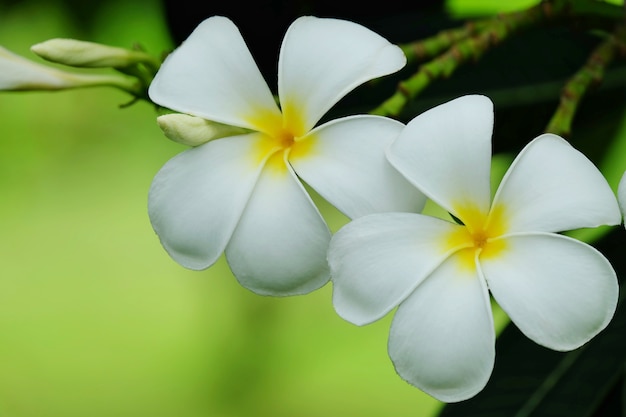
[444,203,508,271]
[248,103,315,173]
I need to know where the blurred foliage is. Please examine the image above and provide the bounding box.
[445,0,544,16]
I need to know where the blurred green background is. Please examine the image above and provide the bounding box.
[2,0,626,416]
[0,1,444,416]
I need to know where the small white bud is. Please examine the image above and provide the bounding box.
[157,113,249,146]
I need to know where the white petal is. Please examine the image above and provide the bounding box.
[388,255,495,403]
[387,95,494,218]
[329,213,463,325]
[226,160,331,296]
[148,16,281,131]
[618,170,626,227]
[148,133,263,270]
[291,116,426,219]
[492,133,621,233]
[482,233,618,351]
[278,16,406,132]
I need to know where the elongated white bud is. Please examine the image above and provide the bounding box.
[0,45,138,92]
[31,38,158,69]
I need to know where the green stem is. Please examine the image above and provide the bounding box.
[372,0,625,118]
[399,20,488,66]
[545,24,626,137]
[68,72,143,95]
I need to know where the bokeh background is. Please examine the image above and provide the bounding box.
[1,0,625,416]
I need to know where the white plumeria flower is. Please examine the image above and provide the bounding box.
[147,16,425,296]
[0,45,138,92]
[328,95,621,402]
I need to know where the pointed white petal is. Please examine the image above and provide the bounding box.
[493,133,621,233]
[226,160,331,296]
[388,255,495,403]
[148,133,263,270]
[329,213,464,325]
[618,170,626,227]
[278,16,406,132]
[482,233,618,351]
[291,116,426,219]
[148,16,281,131]
[387,95,494,218]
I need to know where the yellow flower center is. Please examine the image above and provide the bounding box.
[277,128,296,149]
[444,203,508,271]
[247,102,315,173]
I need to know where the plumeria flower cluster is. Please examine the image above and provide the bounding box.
[1,10,623,405]
[328,95,621,402]
[147,16,624,402]
[147,15,425,295]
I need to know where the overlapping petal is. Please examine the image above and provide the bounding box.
[482,233,618,351]
[387,95,494,217]
[226,161,331,296]
[278,16,407,133]
[291,116,426,219]
[329,213,464,325]
[148,16,280,131]
[148,133,264,270]
[388,255,495,403]
[492,134,622,233]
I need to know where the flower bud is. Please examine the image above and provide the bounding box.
[157,113,249,146]
[31,38,158,69]
[0,45,140,93]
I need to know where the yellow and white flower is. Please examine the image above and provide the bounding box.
[328,95,620,402]
[147,16,425,295]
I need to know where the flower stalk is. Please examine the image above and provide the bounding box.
[545,24,626,137]
[372,0,625,118]
[398,21,486,66]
